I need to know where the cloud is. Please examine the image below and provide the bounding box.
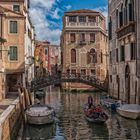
[94,6,108,28]
[29,0,61,45]
[65,5,72,10]
[30,0,55,10]
[51,8,60,19]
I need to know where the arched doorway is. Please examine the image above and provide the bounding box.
[125,65,130,103]
[117,75,120,99]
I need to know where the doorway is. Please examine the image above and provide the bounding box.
[125,65,130,103]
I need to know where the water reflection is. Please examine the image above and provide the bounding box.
[23,87,140,140]
[23,124,56,140]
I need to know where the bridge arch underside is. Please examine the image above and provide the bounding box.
[31,78,107,92]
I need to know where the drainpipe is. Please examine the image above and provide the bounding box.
[135,0,140,104]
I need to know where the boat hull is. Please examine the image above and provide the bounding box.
[100,98,119,111]
[85,116,107,124]
[117,108,140,119]
[26,113,54,125]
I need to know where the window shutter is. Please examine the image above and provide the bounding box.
[10,46,17,60]
[10,21,17,33]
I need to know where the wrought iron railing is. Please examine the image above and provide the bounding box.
[30,73,108,92]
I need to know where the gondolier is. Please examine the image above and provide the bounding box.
[88,95,93,108]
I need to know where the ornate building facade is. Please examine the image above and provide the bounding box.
[61,9,108,90]
[108,0,140,104]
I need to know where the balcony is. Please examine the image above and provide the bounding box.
[66,22,100,28]
[78,41,87,45]
[116,22,135,39]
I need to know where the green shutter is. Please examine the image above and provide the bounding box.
[10,21,17,33]
[10,46,18,60]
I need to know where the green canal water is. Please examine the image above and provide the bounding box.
[23,87,140,140]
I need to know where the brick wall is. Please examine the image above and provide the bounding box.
[0,93,25,140]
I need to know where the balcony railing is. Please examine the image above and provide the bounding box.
[116,22,135,39]
[66,22,99,27]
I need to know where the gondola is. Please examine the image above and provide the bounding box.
[84,105,108,124]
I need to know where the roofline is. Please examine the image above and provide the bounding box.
[0,5,24,16]
[64,9,106,20]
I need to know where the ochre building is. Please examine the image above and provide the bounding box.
[61,9,108,90]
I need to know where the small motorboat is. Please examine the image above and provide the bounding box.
[100,96,120,111]
[25,104,55,125]
[117,104,140,119]
[35,89,45,99]
[84,104,108,124]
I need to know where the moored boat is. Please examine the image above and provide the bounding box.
[25,104,55,125]
[117,104,140,119]
[100,96,120,111]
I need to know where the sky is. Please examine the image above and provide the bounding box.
[30,0,108,45]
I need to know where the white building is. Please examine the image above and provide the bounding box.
[23,0,35,87]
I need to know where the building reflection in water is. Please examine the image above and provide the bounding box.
[23,124,56,139]
[23,87,140,140]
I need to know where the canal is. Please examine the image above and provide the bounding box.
[23,87,140,140]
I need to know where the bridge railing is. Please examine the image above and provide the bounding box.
[30,73,108,92]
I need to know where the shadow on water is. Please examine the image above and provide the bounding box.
[23,123,56,140]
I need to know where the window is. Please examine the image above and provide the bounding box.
[116,10,118,29]
[130,43,136,60]
[91,69,96,76]
[88,16,96,22]
[125,0,129,25]
[90,33,95,43]
[69,16,76,22]
[45,49,48,55]
[87,48,97,64]
[10,21,17,33]
[70,33,76,43]
[13,5,20,12]
[71,69,76,75]
[119,5,123,27]
[110,51,112,64]
[80,33,85,42]
[81,69,86,75]
[120,46,125,61]
[116,48,118,62]
[110,75,112,83]
[79,16,86,22]
[101,52,103,63]
[71,49,76,63]
[9,46,18,60]
[128,0,134,21]
[108,17,112,40]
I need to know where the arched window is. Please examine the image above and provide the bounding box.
[128,0,134,21]
[119,4,123,27]
[87,48,97,64]
[71,49,76,63]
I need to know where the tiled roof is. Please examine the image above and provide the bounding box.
[65,9,99,14]
[0,5,24,16]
